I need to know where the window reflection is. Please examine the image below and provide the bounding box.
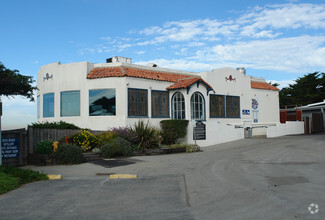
[89,89,116,116]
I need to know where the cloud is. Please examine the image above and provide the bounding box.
[190,35,325,73]
[268,79,296,89]
[85,3,325,75]
[78,48,95,55]
[135,59,215,72]
[238,3,325,37]
[136,50,145,55]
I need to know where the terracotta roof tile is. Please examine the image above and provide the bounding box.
[88,66,186,82]
[251,81,279,91]
[87,66,213,90]
[167,77,212,90]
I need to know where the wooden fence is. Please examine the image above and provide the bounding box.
[28,126,104,154]
[1,127,104,166]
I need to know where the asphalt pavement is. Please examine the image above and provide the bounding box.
[0,134,324,219]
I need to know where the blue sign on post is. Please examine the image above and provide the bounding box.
[1,138,19,158]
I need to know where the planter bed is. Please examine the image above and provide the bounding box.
[132,147,186,156]
[27,154,61,166]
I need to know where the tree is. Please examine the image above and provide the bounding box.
[279,72,325,108]
[0,62,36,101]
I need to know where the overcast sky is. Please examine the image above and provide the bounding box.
[1,0,325,130]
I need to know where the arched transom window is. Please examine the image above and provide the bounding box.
[172,92,185,119]
[191,92,205,120]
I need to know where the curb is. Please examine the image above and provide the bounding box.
[109,174,137,179]
[47,175,62,180]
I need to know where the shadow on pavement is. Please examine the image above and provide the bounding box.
[88,158,143,168]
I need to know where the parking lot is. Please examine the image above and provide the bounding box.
[1,134,324,219]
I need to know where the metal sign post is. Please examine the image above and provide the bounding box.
[192,120,197,145]
[0,98,2,165]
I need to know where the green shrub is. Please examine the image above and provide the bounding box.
[55,144,84,164]
[160,120,189,145]
[30,121,80,129]
[0,173,20,194]
[0,165,48,185]
[96,131,116,145]
[35,140,54,154]
[70,130,101,152]
[101,137,132,158]
[131,120,159,149]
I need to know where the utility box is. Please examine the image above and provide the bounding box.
[244,127,252,138]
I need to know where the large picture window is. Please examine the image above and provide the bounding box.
[226,96,240,117]
[151,90,169,117]
[43,93,54,118]
[210,95,225,117]
[191,92,205,120]
[128,88,148,117]
[172,92,185,119]
[60,91,80,117]
[89,89,116,116]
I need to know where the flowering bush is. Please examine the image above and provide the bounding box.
[70,130,101,152]
[97,127,137,146]
[96,131,116,145]
[111,127,137,144]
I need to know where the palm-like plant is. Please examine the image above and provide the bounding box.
[131,120,159,149]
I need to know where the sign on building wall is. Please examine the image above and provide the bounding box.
[252,98,259,123]
[1,138,19,158]
[242,109,250,115]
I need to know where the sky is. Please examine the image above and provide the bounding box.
[1,0,325,130]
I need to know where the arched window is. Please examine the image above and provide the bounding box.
[172,92,185,119]
[191,92,205,120]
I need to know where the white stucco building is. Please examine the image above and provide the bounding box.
[37,56,284,146]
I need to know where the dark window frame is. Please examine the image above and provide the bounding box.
[151,90,169,118]
[226,95,240,118]
[210,94,240,118]
[209,94,225,118]
[128,88,148,117]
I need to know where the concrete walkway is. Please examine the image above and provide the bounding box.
[1,134,324,219]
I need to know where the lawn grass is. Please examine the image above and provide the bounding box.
[0,165,48,195]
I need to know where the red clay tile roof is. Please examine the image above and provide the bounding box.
[166,77,213,90]
[88,66,187,82]
[251,81,279,91]
[87,66,213,90]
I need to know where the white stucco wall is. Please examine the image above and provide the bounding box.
[37,60,282,147]
[266,122,304,138]
[37,61,128,130]
[186,122,244,147]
